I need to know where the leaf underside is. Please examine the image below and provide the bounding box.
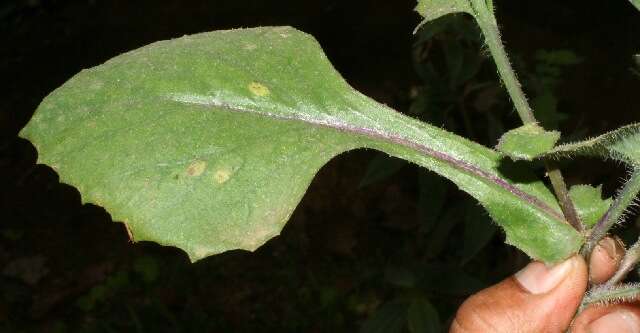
[20,27,581,262]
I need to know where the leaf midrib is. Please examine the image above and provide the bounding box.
[168,93,565,222]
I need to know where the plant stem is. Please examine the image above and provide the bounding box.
[473,1,581,231]
[474,6,536,125]
[606,239,640,286]
[581,283,640,310]
[545,162,583,232]
[582,169,640,257]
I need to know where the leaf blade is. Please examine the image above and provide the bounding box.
[20,27,582,262]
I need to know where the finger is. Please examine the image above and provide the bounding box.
[451,255,587,333]
[571,303,640,333]
[589,237,625,284]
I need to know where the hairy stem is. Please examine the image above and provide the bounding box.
[472,1,580,231]
[545,162,583,232]
[473,3,535,124]
[606,239,640,286]
[582,169,640,257]
[581,283,640,311]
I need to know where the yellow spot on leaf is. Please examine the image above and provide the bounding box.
[248,82,270,97]
[213,168,233,184]
[186,160,207,177]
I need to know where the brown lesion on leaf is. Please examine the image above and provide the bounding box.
[186,160,207,177]
[213,168,233,184]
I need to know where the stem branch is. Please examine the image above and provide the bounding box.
[473,1,581,231]
[545,162,583,232]
[582,169,640,257]
[475,8,536,124]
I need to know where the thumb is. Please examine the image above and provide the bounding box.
[451,255,587,333]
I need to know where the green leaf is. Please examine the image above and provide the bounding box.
[407,298,441,333]
[534,49,583,67]
[629,0,640,12]
[414,0,495,33]
[415,0,535,125]
[418,263,485,295]
[361,301,408,333]
[568,185,612,228]
[425,203,464,258]
[531,91,567,130]
[418,171,447,234]
[414,0,472,28]
[497,124,560,160]
[359,153,407,188]
[459,202,497,263]
[20,27,581,262]
[547,124,640,167]
[384,266,418,288]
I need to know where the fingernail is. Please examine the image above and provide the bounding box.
[515,257,576,294]
[588,310,640,333]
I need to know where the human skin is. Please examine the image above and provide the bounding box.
[451,237,640,333]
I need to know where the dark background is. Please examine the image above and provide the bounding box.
[1,0,640,332]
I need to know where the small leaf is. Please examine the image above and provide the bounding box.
[407,298,441,333]
[629,0,640,12]
[546,123,640,167]
[459,202,496,263]
[414,0,497,34]
[414,0,472,31]
[568,185,612,228]
[418,171,448,234]
[442,39,465,87]
[419,263,485,295]
[531,91,567,130]
[384,266,417,288]
[497,124,560,160]
[359,153,407,188]
[360,301,408,333]
[424,204,464,258]
[534,49,583,67]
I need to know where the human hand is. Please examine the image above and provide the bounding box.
[452,237,640,332]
